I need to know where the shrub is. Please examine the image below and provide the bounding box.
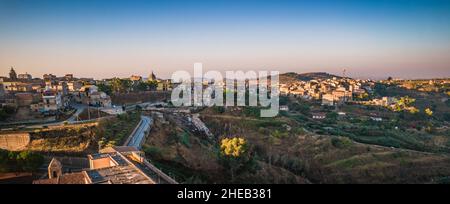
[443,113,450,122]
[179,132,191,148]
[289,102,310,114]
[221,137,247,157]
[0,150,44,172]
[218,137,258,182]
[331,137,353,149]
[243,107,261,117]
[213,106,225,114]
[143,146,163,159]
[0,106,15,121]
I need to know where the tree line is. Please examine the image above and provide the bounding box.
[98,78,159,95]
[0,150,44,173]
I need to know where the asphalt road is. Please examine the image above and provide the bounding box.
[127,116,153,149]
[23,104,87,129]
[66,104,86,122]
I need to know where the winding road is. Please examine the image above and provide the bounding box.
[125,115,153,149]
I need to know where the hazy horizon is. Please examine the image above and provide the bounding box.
[1,0,450,80]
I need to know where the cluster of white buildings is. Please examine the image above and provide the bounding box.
[75,85,112,107]
[355,96,397,107]
[280,77,373,106]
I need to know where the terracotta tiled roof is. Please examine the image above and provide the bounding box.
[58,172,87,184]
[32,178,58,184]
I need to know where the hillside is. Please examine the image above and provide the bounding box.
[2,112,142,156]
[139,106,450,184]
[199,108,450,184]
[280,72,342,84]
[142,115,309,184]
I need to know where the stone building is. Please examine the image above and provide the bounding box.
[9,67,17,80]
[33,146,176,184]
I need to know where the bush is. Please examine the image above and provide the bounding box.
[213,106,225,114]
[219,137,258,182]
[444,113,450,122]
[0,150,44,172]
[331,137,353,149]
[95,111,140,149]
[289,102,310,114]
[279,96,289,106]
[256,120,284,128]
[243,107,261,117]
[0,106,15,121]
[143,146,163,160]
[179,132,191,148]
[270,130,288,138]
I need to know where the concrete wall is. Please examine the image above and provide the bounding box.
[0,133,30,151]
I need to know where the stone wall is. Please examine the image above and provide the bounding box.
[111,91,170,105]
[0,132,31,151]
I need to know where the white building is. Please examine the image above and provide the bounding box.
[41,89,63,112]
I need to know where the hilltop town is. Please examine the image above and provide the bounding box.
[0,67,173,123]
[1,67,450,184]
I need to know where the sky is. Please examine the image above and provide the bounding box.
[0,0,449,80]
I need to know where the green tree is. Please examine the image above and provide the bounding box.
[392,96,418,113]
[0,150,44,172]
[219,137,257,182]
[147,80,158,91]
[374,83,388,96]
[111,78,132,93]
[356,92,369,100]
[289,102,310,114]
[121,79,132,92]
[443,113,450,122]
[279,96,289,106]
[111,78,122,93]
[331,137,353,149]
[213,106,225,114]
[0,106,15,121]
[97,83,112,95]
[135,81,149,92]
[326,112,339,120]
[16,151,44,172]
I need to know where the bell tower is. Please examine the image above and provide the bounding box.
[9,66,17,80]
[148,71,157,81]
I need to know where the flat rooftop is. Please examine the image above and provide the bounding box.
[86,151,155,184]
[86,165,154,184]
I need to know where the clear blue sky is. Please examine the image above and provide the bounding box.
[1,0,449,79]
